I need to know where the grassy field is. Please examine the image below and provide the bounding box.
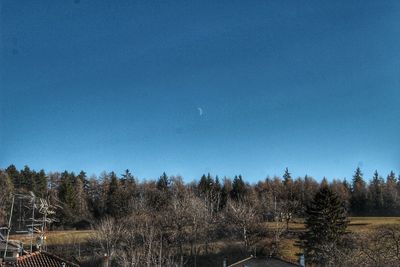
[348,217,400,232]
[265,216,400,232]
[10,230,92,246]
[9,217,400,264]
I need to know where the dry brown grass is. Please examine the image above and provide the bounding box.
[348,217,400,232]
[265,217,400,233]
[10,230,93,246]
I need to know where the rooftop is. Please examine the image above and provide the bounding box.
[2,251,79,267]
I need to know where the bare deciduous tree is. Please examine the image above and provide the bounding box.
[226,199,264,251]
[358,225,400,266]
[0,172,13,225]
[90,216,125,264]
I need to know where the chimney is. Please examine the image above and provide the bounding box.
[103,254,109,267]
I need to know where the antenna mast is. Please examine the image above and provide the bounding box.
[3,194,15,258]
[30,194,36,252]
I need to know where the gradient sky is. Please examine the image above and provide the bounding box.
[1,0,399,182]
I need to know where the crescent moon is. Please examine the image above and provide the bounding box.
[197,107,203,116]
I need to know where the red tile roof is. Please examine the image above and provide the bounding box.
[5,251,79,267]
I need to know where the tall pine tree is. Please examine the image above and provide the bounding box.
[384,171,398,213]
[106,172,122,217]
[283,168,294,200]
[300,185,348,265]
[350,167,367,214]
[230,175,246,201]
[369,170,384,214]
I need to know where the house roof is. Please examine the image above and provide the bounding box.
[4,251,79,267]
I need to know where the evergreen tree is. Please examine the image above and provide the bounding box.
[219,178,230,209]
[384,171,398,213]
[87,176,103,219]
[20,165,35,192]
[230,175,246,201]
[213,175,223,211]
[369,170,384,214]
[300,185,348,265]
[157,172,170,191]
[206,173,214,186]
[350,167,368,214]
[302,175,319,211]
[214,175,221,192]
[59,171,75,206]
[119,169,136,216]
[75,171,89,218]
[5,165,20,189]
[34,169,47,198]
[320,177,329,188]
[121,169,135,188]
[58,171,76,224]
[387,171,397,183]
[342,178,351,192]
[198,173,214,194]
[397,174,400,203]
[106,172,122,217]
[283,168,294,200]
[149,172,172,211]
[283,167,293,187]
[77,171,90,191]
[198,174,208,194]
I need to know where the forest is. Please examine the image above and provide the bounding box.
[1,165,400,266]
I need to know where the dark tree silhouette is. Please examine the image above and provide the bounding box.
[300,185,348,265]
[350,167,368,215]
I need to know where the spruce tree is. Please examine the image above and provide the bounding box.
[75,172,88,218]
[157,172,170,191]
[198,174,209,194]
[34,169,48,198]
[214,175,222,194]
[230,175,246,201]
[384,171,398,213]
[58,171,76,224]
[300,185,348,265]
[21,165,35,192]
[283,168,294,200]
[121,169,135,188]
[369,170,384,214]
[5,165,20,190]
[283,167,292,187]
[106,172,121,217]
[350,167,367,214]
[59,171,75,207]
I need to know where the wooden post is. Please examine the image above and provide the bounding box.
[103,254,109,267]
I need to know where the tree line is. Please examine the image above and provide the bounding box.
[0,165,400,266]
[1,165,399,226]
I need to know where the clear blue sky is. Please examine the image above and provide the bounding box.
[1,0,399,182]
